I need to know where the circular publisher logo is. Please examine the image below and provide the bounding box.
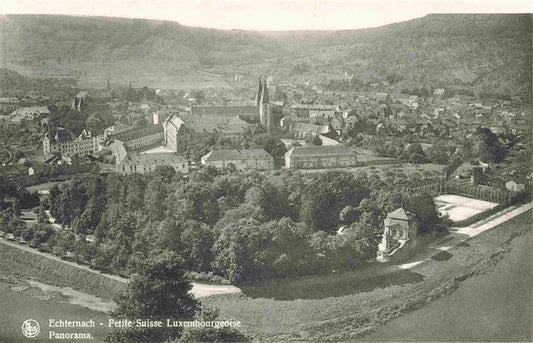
[21,319,40,338]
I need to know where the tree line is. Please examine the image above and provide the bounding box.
[0,165,445,286]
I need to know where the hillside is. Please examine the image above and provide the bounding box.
[305,14,532,101]
[1,15,287,89]
[0,68,77,97]
[0,14,531,100]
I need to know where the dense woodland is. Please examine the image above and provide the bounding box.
[0,166,443,284]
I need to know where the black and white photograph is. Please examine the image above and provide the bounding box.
[0,1,531,342]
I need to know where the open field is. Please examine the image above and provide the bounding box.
[202,209,532,341]
[435,194,499,221]
[8,61,232,90]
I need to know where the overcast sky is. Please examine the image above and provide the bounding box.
[1,0,531,31]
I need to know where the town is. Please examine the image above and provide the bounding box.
[0,11,531,343]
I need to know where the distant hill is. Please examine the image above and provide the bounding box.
[307,14,532,101]
[0,14,531,100]
[0,68,77,97]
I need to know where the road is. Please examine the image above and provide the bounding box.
[397,202,533,270]
[0,238,241,298]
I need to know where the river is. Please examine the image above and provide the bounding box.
[0,281,111,343]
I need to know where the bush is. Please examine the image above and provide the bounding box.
[506,189,531,205]
[450,203,505,227]
[185,271,230,285]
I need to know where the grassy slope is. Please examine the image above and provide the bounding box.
[202,209,532,341]
[0,243,125,301]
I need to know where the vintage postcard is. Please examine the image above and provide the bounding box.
[0,1,531,342]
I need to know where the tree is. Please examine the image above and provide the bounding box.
[211,217,267,283]
[300,171,370,232]
[36,205,49,225]
[310,135,323,146]
[144,177,169,220]
[250,133,287,161]
[52,230,77,257]
[153,165,177,182]
[475,126,506,163]
[427,140,452,164]
[403,143,428,163]
[175,181,219,226]
[50,178,89,225]
[408,152,429,164]
[339,205,359,224]
[192,91,206,105]
[404,192,439,234]
[180,220,214,272]
[30,223,54,248]
[106,252,199,343]
[260,218,315,277]
[244,179,288,221]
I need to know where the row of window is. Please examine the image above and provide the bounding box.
[119,163,188,173]
[389,229,408,239]
[292,159,357,168]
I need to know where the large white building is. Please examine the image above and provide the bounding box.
[164,115,251,153]
[108,124,164,150]
[284,145,358,169]
[43,128,103,158]
[115,152,189,175]
[201,149,274,170]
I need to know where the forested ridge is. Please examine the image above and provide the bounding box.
[1,14,531,101]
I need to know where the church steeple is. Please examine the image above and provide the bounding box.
[256,77,272,133]
[256,77,270,105]
[260,79,269,104]
[255,78,264,106]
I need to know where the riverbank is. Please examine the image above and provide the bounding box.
[0,280,112,343]
[0,241,126,301]
[1,206,530,341]
[363,228,532,342]
[202,209,532,341]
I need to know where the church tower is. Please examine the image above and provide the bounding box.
[256,78,272,133]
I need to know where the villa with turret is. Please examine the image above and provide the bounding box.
[377,207,420,263]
